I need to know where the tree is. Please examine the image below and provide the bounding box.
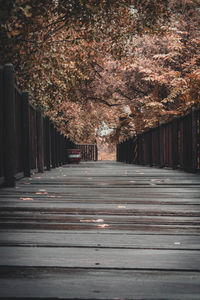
[0,0,199,143]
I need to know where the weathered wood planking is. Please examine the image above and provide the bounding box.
[0,161,200,299]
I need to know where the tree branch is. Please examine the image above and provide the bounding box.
[86,97,121,107]
[116,89,132,100]
[116,87,147,100]
[43,23,66,42]
[89,62,102,78]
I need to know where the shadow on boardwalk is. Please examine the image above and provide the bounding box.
[0,161,200,299]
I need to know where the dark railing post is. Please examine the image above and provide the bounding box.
[60,135,63,164]
[53,127,56,167]
[55,130,59,167]
[0,67,4,183]
[122,140,125,163]
[182,117,187,171]
[172,117,178,169]
[58,133,62,166]
[45,116,51,171]
[95,145,98,161]
[56,133,59,166]
[91,145,94,161]
[89,145,91,160]
[196,111,200,172]
[136,137,139,164]
[61,134,65,165]
[159,124,164,168]
[118,143,121,162]
[30,107,38,171]
[83,145,85,160]
[3,64,16,187]
[63,136,66,163]
[183,114,193,172]
[61,135,64,164]
[141,135,144,165]
[36,109,44,172]
[57,134,60,166]
[192,107,197,172]
[127,139,130,163]
[129,139,132,164]
[50,123,56,168]
[63,135,66,163]
[22,91,31,177]
[91,145,93,160]
[149,130,153,167]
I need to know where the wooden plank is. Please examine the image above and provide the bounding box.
[1,214,200,225]
[1,223,200,233]
[0,247,200,270]
[0,202,200,214]
[0,161,200,299]
[1,232,200,250]
[0,195,200,204]
[0,268,200,300]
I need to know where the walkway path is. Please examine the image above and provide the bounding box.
[0,161,200,299]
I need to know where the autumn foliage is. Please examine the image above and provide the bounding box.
[0,0,199,143]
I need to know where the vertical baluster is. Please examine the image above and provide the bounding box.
[36,109,44,173]
[4,64,16,187]
[22,91,31,177]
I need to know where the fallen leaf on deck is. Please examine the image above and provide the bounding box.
[80,219,95,223]
[35,192,48,195]
[96,219,104,223]
[80,219,104,223]
[20,197,33,201]
[97,224,110,228]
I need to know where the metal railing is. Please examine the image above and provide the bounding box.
[117,108,200,173]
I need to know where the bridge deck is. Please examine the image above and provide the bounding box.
[0,161,200,299]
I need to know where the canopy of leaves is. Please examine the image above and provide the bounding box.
[0,0,199,143]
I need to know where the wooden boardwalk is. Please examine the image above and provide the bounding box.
[0,161,200,299]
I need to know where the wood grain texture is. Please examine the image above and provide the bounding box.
[0,161,200,299]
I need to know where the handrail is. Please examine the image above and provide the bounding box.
[0,64,76,187]
[117,108,200,173]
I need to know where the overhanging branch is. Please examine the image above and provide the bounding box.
[86,97,121,107]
